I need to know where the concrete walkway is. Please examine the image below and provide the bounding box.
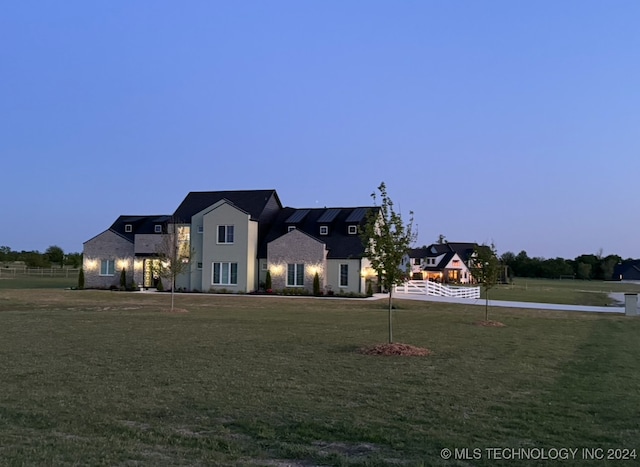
[392,293,628,314]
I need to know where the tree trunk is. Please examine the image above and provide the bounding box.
[171,276,175,311]
[388,290,393,343]
[485,290,489,322]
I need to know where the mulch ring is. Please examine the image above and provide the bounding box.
[474,320,506,327]
[162,308,189,313]
[358,343,433,357]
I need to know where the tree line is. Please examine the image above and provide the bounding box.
[0,245,82,268]
[499,250,632,281]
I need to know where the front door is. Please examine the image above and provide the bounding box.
[143,259,161,288]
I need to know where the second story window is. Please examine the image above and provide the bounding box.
[154,225,162,233]
[217,225,234,244]
[125,224,132,233]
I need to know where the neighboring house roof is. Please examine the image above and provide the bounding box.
[409,242,478,270]
[261,206,378,259]
[173,190,282,222]
[613,261,640,281]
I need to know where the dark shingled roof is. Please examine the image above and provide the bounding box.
[260,206,379,259]
[613,260,640,281]
[409,242,478,270]
[173,190,282,222]
[109,215,171,242]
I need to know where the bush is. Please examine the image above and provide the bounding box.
[78,268,85,290]
[265,270,272,290]
[120,268,127,289]
[313,272,321,296]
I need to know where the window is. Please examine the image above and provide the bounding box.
[319,226,328,235]
[197,225,204,234]
[288,226,296,232]
[212,262,238,285]
[261,263,268,271]
[348,225,358,235]
[100,259,115,276]
[287,263,304,287]
[154,225,162,233]
[125,224,132,233]
[197,262,203,270]
[413,258,420,265]
[339,264,349,287]
[217,225,234,243]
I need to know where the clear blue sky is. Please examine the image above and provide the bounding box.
[2,1,638,259]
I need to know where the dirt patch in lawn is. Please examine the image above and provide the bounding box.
[474,320,506,327]
[162,308,189,313]
[358,343,432,356]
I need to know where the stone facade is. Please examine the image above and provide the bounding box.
[267,229,328,292]
[83,230,135,289]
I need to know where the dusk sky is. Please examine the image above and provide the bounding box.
[2,1,639,259]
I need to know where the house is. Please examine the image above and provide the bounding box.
[83,189,378,294]
[612,260,640,281]
[406,242,477,284]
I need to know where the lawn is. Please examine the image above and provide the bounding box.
[486,278,640,306]
[1,289,639,466]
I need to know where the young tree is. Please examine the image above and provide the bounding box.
[361,182,416,343]
[155,222,192,311]
[470,242,501,322]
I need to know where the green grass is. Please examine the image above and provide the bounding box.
[0,289,639,466]
[0,272,78,289]
[487,277,640,306]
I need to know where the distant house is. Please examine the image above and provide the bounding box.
[406,242,477,284]
[83,189,378,294]
[612,260,640,281]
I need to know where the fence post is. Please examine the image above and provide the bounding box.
[625,294,638,317]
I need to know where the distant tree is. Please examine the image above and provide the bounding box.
[576,262,592,280]
[470,242,501,322]
[436,234,447,244]
[600,255,621,281]
[65,252,83,268]
[0,246,12,262]
[20,251,48,268]
[361,182,416,343]
[45,245,64,266]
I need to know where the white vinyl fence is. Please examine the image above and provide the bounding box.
[395,280,480,299]
[0,267,80,278]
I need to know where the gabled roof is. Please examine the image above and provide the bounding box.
[109,215,171,242]
[409,242,478,270]
[261,206,378,259]
[173,190,282,222]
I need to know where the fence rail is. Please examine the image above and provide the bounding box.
[0,267,81,278]
[395,280,480,299]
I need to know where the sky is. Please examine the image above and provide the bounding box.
[2,1,639,259]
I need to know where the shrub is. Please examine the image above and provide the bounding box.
[265,270,272,290]
[313,272,321,296]
[156,279,164,291]
[78,268,85,290]
[120,268,127,289]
